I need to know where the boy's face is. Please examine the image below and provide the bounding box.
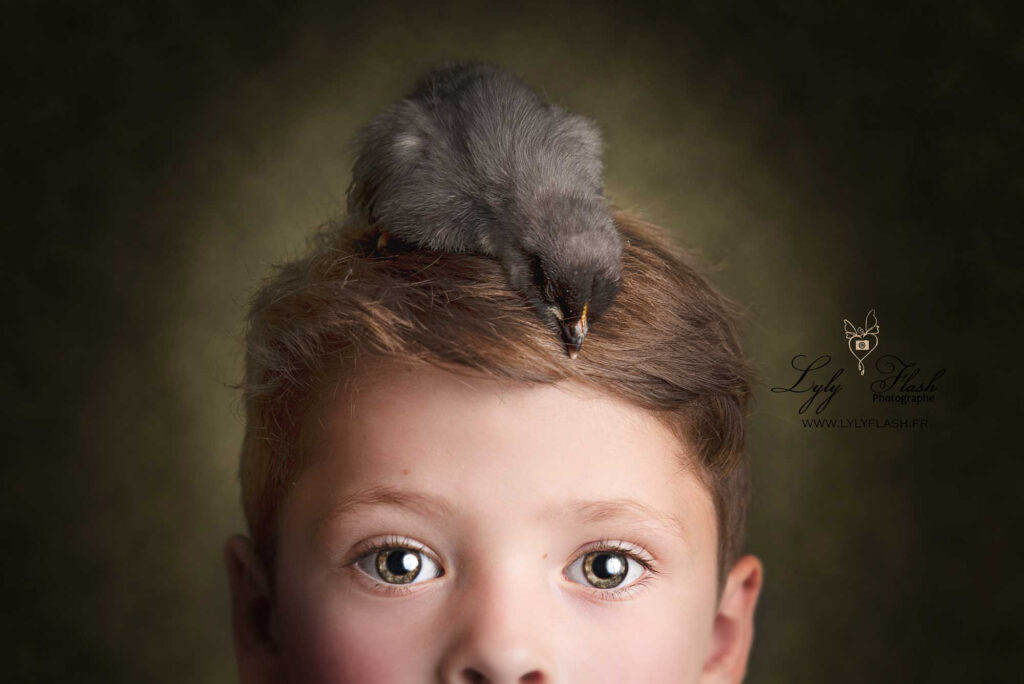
[226,363,762,683]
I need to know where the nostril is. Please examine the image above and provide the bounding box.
[458,668,543,682]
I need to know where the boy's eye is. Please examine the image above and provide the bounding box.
[354,544,443,585]
[349,537,656,597]
[565,548,646,590]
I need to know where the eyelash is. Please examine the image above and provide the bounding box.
[345,535,661,602]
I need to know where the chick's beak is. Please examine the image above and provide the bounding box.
[559,301,589,359]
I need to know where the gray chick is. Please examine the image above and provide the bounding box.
[345,60,623,359]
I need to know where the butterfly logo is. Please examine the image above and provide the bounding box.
[844,309,880,376]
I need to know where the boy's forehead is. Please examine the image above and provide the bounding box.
[306,361,713,527]
[326,361,674,461]
[337,360,647,425]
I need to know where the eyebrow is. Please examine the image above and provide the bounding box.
[561,497,688,541]
[315,485,688,542]
[320,484,457,526]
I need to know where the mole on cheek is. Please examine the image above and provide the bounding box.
[402,468,409,475]
[542,553,548,559]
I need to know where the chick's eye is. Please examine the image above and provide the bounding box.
[353,541,443,586]
[565,545,648,590]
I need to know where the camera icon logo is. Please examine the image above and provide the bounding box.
[844,309,880,376]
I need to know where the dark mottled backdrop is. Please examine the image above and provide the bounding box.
[4,1,1020,682]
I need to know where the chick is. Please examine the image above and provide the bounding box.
[345,60,623,359]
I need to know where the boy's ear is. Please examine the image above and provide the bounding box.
[701,554,764,684]
[224,534,286,684]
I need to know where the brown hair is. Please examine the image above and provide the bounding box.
[238,209,753,590]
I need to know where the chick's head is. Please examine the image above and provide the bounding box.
[524,207,623,359]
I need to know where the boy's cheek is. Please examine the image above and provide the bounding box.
[586,588,713,680]
[276,579,713,683]
[555,611,706,681]
[277,584,430,682]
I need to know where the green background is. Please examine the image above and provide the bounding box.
[4,1,1019,681]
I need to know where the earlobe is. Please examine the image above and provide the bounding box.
[701,554,764,684]
[224,534,285,684]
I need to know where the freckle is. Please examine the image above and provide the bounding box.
[402,469,409,475]
[542,553,548,559]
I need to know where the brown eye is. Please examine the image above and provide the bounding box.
[565,543,648,591]
[583,551,628,588]
[376,548,422,584]
[354,541,443,586]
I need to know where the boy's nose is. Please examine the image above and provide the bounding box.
[437,561,559,683]
[442,644,550,684]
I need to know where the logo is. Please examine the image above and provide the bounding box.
[770,307,946,427]
[844,309,879,376]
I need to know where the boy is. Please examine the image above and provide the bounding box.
[225,209,763,682]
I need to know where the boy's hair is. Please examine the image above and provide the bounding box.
[239,209,753,589]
